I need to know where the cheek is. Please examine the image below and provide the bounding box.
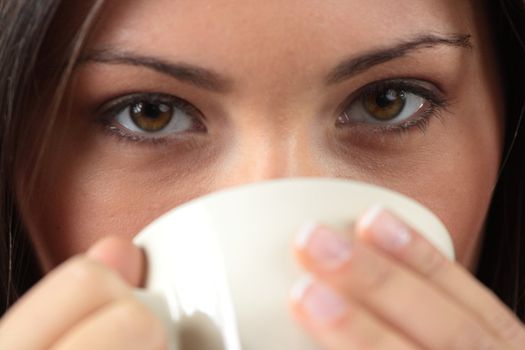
[24,130,499,273]
[320,103,502,269]
[391,110,503,270]
[18,79,503,272]
[18,128,219,270]
[405,148,498,270]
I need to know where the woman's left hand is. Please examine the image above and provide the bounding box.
[290,207,525,349]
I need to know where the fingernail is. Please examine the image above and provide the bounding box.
[297,222,351,268]
[291,277,347,325]
[357,205,411,250]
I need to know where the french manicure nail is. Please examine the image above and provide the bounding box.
[291,277,347,325]
[357,205,411,250]
[297,222,352,268]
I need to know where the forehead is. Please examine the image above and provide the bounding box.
[87,0,475,57]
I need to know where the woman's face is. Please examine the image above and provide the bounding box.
[19,0,503,272]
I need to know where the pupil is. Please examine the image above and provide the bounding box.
[142,103,162,119]
[131,102,169,120]
[376,89,401,108]
[129,101,173,132]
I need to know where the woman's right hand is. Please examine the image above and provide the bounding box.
[0,237,167,349]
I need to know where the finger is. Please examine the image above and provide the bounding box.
[290,277,420,350]
[355,206,525,348]
[51,296,167,350]
[295,224,506,350]
[0,257,131,349]
[86,236,146,287]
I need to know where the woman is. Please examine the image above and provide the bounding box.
[0,0,524,348]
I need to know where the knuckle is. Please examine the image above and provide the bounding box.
[353,327,387,349]
[446,318,501,350]
[413,239,448,279]
[488,308,525,343]
[315,306,374,350]
[62,256,126,296]
[113,298,168,349]
[355,250,393,293]
[334,309,391,350]
[63,256,106,284]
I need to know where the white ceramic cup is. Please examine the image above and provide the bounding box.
[132,178,454,350]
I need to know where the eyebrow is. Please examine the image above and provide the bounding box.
[78,33,472,92]
[325,33,472,85]
[77,50,234,93]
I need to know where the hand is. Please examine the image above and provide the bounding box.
[290,207,525,349]
[0,237,167,349]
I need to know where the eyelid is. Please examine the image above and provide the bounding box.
[336,78,447,117]
[94,92,208,145]
[95,92,204,122]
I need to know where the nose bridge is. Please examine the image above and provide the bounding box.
[247,134,296,180]
[212,88,331,188]
[241,131,297,180]
[224,123,322,184]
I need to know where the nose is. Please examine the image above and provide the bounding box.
[214,125,327,188]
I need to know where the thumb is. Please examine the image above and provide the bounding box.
[85,236,145,287]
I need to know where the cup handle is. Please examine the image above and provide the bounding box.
[133,289,180,350]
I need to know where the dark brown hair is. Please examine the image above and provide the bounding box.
[477,0,525,317]
[0,0,524,319]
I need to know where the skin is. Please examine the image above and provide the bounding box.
[2,0,525,349]
[22,0,501,270]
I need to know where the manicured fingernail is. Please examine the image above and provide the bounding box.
[357,205,411,250]
[291,277,347,325]
[297,222,351,268]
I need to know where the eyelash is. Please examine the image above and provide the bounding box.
[96,93,206,145]
[95,79,448,145]
[337,79,448,135]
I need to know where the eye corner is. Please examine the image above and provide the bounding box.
[94,91,207,144]
[336,77,448,136]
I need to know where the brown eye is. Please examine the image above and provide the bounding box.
[338,84,427,128]
[130,101,173,132]
[111,95,202,138]
[362,88,406,121]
